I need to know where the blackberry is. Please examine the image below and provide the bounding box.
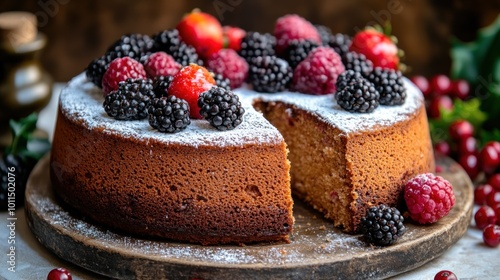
[248,56,293,93]
[367,67,407,106]
[85,56,110,88]
[171,42,203,66]
[153,75,174,98]
[341,51,374,77]
[335,75,379,113]
[0,154,37,210]
[315,24,332,45]
[213,73,231,91]
[335,70,364,92]
[198,87,245,131]
[103,78,155,120]
[106,33,154,61]
[148,96,190,133]
[359,205,406,246]
[328,33,352,57]
[282,39,319,68]
[152,29,181,54]
[238,32,276,63]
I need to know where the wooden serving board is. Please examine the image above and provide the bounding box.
[25,155,473,280]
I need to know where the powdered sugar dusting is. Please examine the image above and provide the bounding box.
[238,78,424,134]
[59,74,283,148]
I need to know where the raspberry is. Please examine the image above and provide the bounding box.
[274,14,321,54]
[206,49,248,89]
[404,173,456,224]
[168,64,216,119]
[367,67,407,106]
[143,52,181,78]
[247,56,293,93]
[198,87,245,131]
[101,57,147,95]
[148,96,191,133]
[292,46,345,95]
[359,204,406,246]
[238,31,276,63]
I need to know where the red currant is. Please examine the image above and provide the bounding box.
[488,174,500,191]
[430,74,452,96]
[451,79,470,100]
[457,136,477,156]
[428,95,453,119]
[410,75,431,98]
[434,141,451,156]
[434,270,458,280]
[494,205,500,225]
[486,191,500,208]
[480,142,500,175]
[459,153,480,180]
[475,205,497,230]
[449,120,474,141]
[47,268,72,280]
[474,184,494,205]
[482,224,500,247]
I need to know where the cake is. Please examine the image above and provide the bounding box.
[50,74,294,245]
[50,12,435,245]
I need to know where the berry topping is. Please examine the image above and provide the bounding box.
[238,31,276,63]
[274,14,321,54]
[475,205,497,230]
[434,270,458,280]
[47,267,72,280]
[143,52,181,78]
[248,56,293,93]
[327,33,352,57]
[152,75,174,98]
[86,55,111,88]
[350,28,399,70]
[335,71,380,113]
[483,224,500,247]
[282,39,320,69]
[292,46,345,95]
[198,87,245,131]
[101,57,147,95]
[168,64,216,119]
[404,173,456,224]
[341,51,374,77]
[176,10,223,59]
[213,73,231,91]
[106,33,154,61]
[223,26,246,51]
[367,67,406,105]
[206,49,248,89]
[148,96,191,133]
[103,78,155,120]
[359,204,406,246]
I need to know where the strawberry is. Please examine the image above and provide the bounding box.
[223,26,246,51]
[176,10,223,59]
[349,28,399,70]
[168,64,216,119]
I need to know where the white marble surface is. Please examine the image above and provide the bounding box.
[0,84,499,280]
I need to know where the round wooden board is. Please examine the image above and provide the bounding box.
[26,155,473,280]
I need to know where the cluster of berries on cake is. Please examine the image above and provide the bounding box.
[86,10,410,122]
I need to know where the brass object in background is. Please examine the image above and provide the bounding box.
[0,12,53,136]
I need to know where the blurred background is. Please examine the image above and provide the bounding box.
[1,0,499,82]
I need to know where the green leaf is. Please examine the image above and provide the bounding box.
[479,128,500,146]
[5,113,51,160]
